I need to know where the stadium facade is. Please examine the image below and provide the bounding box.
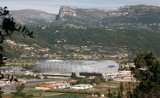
[35,60,119,75]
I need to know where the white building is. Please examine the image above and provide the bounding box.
[71,84,93,90]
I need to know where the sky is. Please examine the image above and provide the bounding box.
[0,0,160,14]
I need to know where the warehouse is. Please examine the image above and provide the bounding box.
[35,60,119,76]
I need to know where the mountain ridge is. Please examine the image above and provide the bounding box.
[55,5,160,29]
[10,9,56,24]
[10,5,160,26]
[4,5,160,59]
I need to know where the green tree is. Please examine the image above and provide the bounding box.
[77,78,90,84]
[70,72,77,79]
[107,89,113,98]
[15,83,25,96]
[91,76,105,84]
[119,82,124,97]
[0,6,33,97]
[131,52,160,97]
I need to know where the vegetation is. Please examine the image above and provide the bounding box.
[15,83,25,96]
[70,72,77,79]
[130,52,160,97]
[0,6,33,97]
[74,76,106,85]
[35,26,160,53]
[44,93,87,98]
[3,24,160,59]
[1,5,160,60]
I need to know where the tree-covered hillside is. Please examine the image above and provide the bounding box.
[4,5,160,59]
[4,24,160,59]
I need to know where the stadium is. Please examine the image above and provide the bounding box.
[35,60,119,76]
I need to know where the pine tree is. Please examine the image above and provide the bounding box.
[131,52,160,97]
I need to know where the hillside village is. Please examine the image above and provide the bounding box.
[5,39,129,60]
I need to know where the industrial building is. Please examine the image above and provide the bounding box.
[35,60,119,76]
[71,84,93,90]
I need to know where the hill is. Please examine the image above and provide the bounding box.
[56,5,160,30]
[10,9,56,24]
[3,5,160,59]
[3,25,160,60]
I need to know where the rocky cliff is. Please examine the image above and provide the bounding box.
[55,5,160,29]
[58,6,77,18]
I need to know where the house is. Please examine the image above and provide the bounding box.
[35,81,70,90]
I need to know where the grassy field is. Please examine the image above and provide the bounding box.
[43,94,88,98]
[2,81,137,98]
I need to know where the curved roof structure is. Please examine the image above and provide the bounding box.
[35,60,119,74]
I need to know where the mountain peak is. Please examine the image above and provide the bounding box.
[58,6,77,19]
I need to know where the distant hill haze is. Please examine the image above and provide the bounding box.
[10,9,56,24]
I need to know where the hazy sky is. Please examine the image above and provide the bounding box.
[0,0,160,14]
